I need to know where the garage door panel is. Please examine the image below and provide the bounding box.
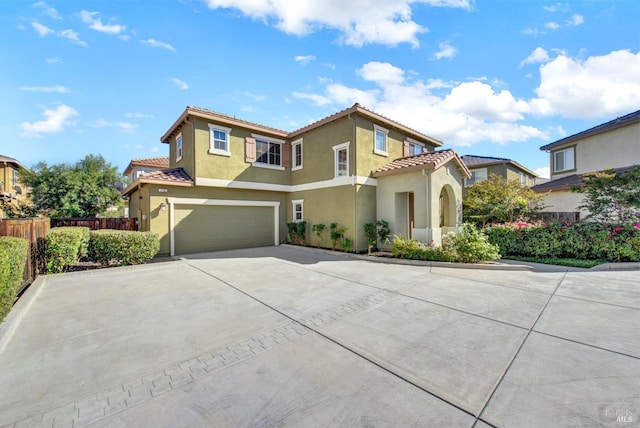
[175,205,274,255]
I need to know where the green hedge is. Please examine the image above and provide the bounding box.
[484,222,640,262]
[391,224,500,263]
[46,227,90,273]
[0,237,29,323]
[88,230,159,266]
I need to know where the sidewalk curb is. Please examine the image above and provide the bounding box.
[0,276,46,356]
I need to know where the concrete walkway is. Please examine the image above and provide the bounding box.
[0,246,638,427]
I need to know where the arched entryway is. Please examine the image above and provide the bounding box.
[438,185,457,228]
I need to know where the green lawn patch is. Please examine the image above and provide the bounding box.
[505,256,605,269]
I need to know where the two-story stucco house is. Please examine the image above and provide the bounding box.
[532,109,640,220]
[460,155,538,197]
[0,154,29,217]
[123,104,470,256]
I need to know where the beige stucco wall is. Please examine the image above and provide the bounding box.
[550,122,640,180]
[169,121,196,179]
[540,190,588,217]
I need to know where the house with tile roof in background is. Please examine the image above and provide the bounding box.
[0,154,30,218]
[123,103,470,256]
[123,157,170,183]
[532,109,640,221]
[460,155,539,197]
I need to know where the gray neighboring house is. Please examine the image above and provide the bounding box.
[532,109,640,221]
[460,155,538,197]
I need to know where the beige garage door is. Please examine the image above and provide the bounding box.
[174,204,275,255]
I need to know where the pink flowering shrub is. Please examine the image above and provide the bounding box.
[484,222,640,262]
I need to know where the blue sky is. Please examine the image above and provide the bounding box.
[2,0,639,178]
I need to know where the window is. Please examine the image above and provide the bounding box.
[209,124,232,156]
[374,125,388,156]
[553,147,575,173]
[333,142,350,177]
[292,199,303,222]
[253,134,284,169]
[176,133,183,161]
[465,168,487,187]
[12,168,19,185]
[292,139,303,171]
[408,142,424,156]
[519,172,528,185]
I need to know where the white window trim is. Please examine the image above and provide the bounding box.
[553,147,575,173]
[292,138,303,171]
[406,137,425,156]
[374,124,389,156]
[333,141,350,178]
[252,133,286,170]
[208,124,232,157]
[291,199,304,222]
[176,133,183,162]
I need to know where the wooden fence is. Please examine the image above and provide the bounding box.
[0,217,50,293]
[51,217,138,231]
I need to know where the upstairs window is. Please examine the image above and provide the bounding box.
[209,124,232,156]
[252,134,285,170]
[292,139,303,171]
[553,147,575,173]
[408,142,424,156]
[374,125,388,156]
[176,133,183,161]
[12,168,19,185]
[465,168,487,187]
[333,142,350,177]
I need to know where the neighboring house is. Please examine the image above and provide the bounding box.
[123,104,470,256]
[532,109,640,220]
[0,154,29,217]
[460,155,538,196]
[123,157,170,183]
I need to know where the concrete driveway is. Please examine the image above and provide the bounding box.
[0,246,638,428]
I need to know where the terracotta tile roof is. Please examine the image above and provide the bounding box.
[129,157,170,168]
[122,168,193,195]
[289,103,443,146]
[373,149,471,178]
[540,109,640,151]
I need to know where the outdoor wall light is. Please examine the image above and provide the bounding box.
[160,202,167,211]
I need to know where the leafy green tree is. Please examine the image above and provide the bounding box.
[20,154,124,217]
[572,167,640,222]
[463,173,546,227]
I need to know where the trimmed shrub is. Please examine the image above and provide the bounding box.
[46,227,89,273]
[391,236,457,262]
[444,223,501,263]
[484,222,640,262]
[286,221,307,245]
[0,237,29,323]
[88,230,159,266]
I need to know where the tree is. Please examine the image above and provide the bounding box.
[572,167,640,223]
[20,154,124,217]
[463,173,546,227]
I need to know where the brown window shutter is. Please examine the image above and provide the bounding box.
[403,140,409,157]
[282,142,291,168]
[245,137,256,163]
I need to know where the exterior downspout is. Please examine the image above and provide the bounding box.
[348,112,357,252]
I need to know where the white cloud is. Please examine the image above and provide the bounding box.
[88,119,112,128]
[170,78,189,90]
[520,47,550,67]
[544,21,560,30]
[80,10,126,34]
[432,42,457,60]
[58,29,87,46]
[543,3,568,13]
[150,147,160,153]
[31,20,53,36]
[534,166,550,179]
[241,105,255,112]
[203,0,472,47]
[531,49,640,118]
[294,55,316,65]
[21,104,78,137]
[17,24,26,30]
[45,57,62,64]
[20,85,69,93]
[141,38,175,52]
[118,122,139,130]
[566,14,584,26]
[135,144,145,149]
[33,1,61,20]
[126,112,155,119]
[292,92,332,106]
[243,92,266,101]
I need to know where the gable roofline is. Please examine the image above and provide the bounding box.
[288,103,443,146]
[122,167,194,196]
[123,157,170,175]
[461,155,538,177]
[161,104,443,147]
[161,106,289,144]
[373,149,470,178]
[539,109,640,152]
[0,154,28,171]
[531,164,640,193]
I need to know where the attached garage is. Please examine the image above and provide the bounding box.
[167,198,280,256]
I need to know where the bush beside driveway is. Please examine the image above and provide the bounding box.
[0,246,637,428]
